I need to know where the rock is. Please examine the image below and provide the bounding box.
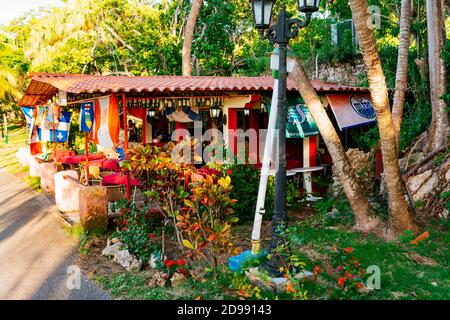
[407,170,433,194]
[101,239,123,258]
[148,252,166,269]
[147,272,167,288]
[113,249,142,271]
[272,278,288,292]
[294,270,314,280]
[398,152,425,174]
[55,170,80,212]
[407,169,439,202]
[170,272,187,287]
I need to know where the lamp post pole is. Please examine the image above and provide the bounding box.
[251,0,317,276]
[266,8,289,277]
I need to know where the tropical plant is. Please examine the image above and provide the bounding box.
[181,175,240,267]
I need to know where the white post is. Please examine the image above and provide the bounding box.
[250,79,278,254]
[303,137,312,196]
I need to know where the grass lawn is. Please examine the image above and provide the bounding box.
[0,124,27,172]
[93,216,449,300]
[0,124,41,190]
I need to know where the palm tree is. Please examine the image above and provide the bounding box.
[425,0,448,152]
[349,0,415,235]
[182,0,202,76]
[392,0,412,151]
[0,43,22,102]
[291,62,380,232]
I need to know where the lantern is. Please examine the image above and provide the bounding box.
[297,0,320,13]
[251,0,275,30]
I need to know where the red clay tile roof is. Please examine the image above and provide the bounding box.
[19,73,369,106]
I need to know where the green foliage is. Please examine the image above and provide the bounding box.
[398,229,416,245]
[227,164,264,223]
[113,199,161,262]
[313,195,354,226]
[351,125,380,151]
[439,191,450,212]
[227,164,302,223]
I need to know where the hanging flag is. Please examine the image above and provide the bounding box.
[38,110,72,142]
[80,101,95,132]
[29,108,42,155]
[90,95,119,148]
[21,107,34,128]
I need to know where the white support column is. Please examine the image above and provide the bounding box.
[303,137,312,195]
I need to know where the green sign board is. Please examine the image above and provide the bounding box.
[267,97,319,139]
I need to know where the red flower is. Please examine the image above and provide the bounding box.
[336,265,343,272]
[338,277,346,287]
[149,233,155,239]
[313,265,320,275]
[227,169,233,176]
[177,259,186,266]
[164,259,176,268]
[343,247,353,253]
[121,219,127,225]
[355,282,364,289]
[121,226,127,232]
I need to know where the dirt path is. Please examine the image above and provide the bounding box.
[0,169,110,300]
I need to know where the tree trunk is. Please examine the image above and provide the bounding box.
[392,0,412,151]
[425,0,448,152]
[349,0,416,233]
[291,62,380,231]
[182,0,202,76]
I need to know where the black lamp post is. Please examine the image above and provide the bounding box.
[250,0,319,276]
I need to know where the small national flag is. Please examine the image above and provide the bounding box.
[80,101,95,132]
[21,107,34,128]
[38,110,72,143]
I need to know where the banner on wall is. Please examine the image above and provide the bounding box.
[266,99,319,138]
[326,93,376,130]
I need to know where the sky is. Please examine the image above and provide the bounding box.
[0,0,66,26]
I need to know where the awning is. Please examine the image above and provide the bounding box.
[19,72,369,106]
[267,98,319,139]
[326,93,376,130]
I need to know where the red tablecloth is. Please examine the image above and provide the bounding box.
[101,173,142,186]
[61,154,106,165]
[89,159,119,172]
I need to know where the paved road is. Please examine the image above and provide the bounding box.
[0,170,110,300]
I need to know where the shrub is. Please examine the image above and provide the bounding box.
[113,199,161,263]
[181,175,239,267]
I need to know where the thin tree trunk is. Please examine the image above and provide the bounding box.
[392,0,412,151]
[291,62,380,231]
[425,0,448,152]
[182,0,202,76]
[349,0,416,233]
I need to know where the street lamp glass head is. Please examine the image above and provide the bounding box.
[210,106,221,119]
[148,109,156,118]
[298,0,320,13]
[251,0,275,30]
